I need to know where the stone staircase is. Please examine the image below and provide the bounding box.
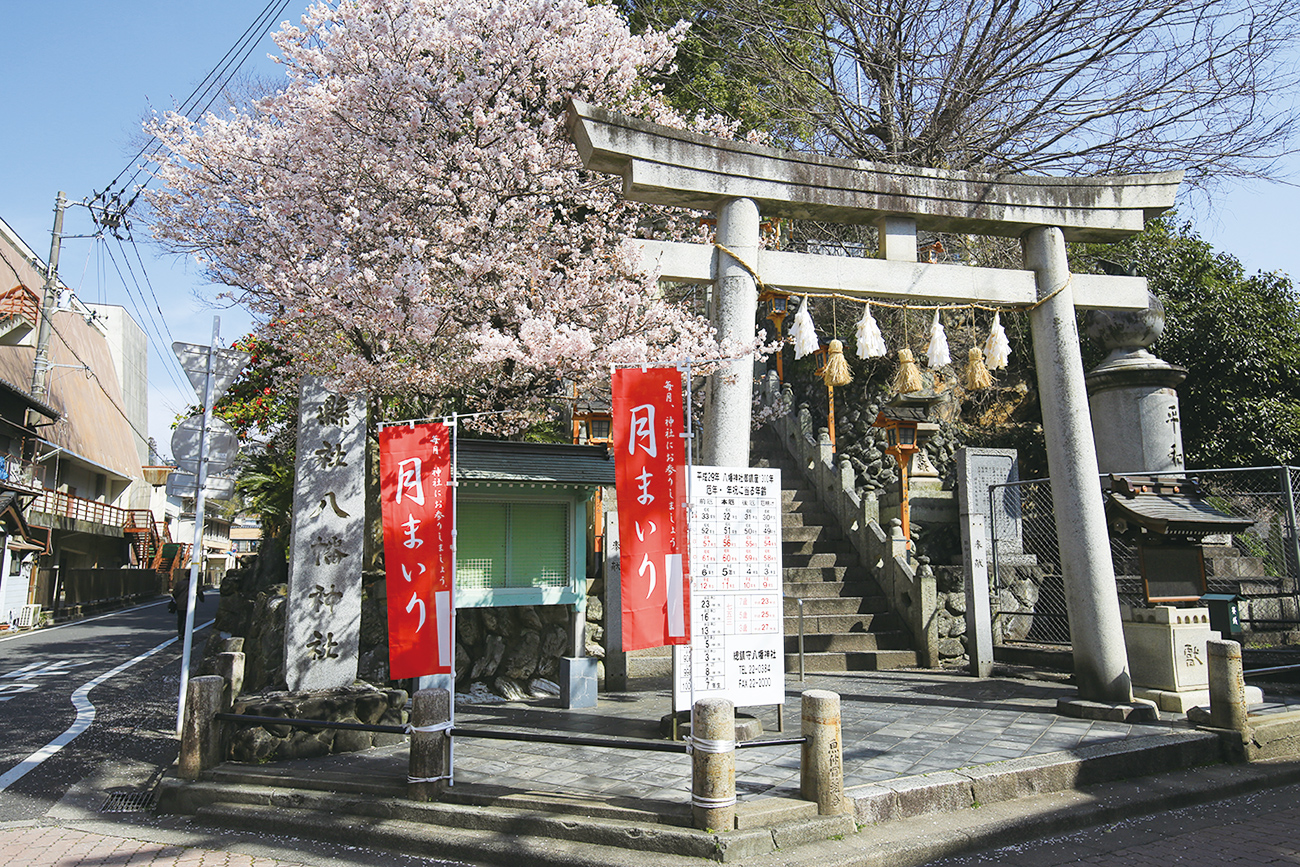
[620,429,920,680]
[753,429,918,673]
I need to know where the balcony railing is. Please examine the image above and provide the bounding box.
[29,490,132,528]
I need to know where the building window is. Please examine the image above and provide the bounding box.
[457,500,569,591]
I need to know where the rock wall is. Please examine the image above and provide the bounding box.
[228,684,408,762]
[206,547,588,699]
[454,604,573,699]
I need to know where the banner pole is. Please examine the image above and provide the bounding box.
[682,359,696,732]
[448,413,459,785]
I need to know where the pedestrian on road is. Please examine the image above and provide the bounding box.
[169,575,204,638]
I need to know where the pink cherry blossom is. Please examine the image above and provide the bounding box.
[147,0,741,425]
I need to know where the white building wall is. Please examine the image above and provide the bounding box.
[85,303,149,467]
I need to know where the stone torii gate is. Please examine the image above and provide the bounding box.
[567,100,1183,708]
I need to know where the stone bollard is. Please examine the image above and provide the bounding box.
[691,698,737,832]
[221,636,245,654]
[1208,639,1249,732]
[408,688,452,801]
[179,675,225,780]
[800,690,848,814]
[214,651,245,709]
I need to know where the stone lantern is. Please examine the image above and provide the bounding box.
[1084,290,1187,474]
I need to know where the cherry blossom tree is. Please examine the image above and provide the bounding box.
[147,0,730,422]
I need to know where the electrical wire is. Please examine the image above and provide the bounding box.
[99,238,190,397]
[41,313,155,449]
[100,0,295,202]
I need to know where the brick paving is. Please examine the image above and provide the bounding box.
[446,669,1202,801]
[0,825,309,867]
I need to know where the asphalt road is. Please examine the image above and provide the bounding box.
[0,596,217,822]
[926,779,1300,866]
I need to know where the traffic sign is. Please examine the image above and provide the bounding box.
[172,342,251,403]
[171,415,238,475]
[166,472,236,501]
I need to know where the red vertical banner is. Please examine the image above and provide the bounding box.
[380,423,454,678]
[613,367,689,652]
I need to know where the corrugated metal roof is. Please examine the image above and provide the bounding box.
[0,311,142,481]
[457,440,613,486]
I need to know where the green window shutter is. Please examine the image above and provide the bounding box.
[508,502,568,588]
[456,501,506,590]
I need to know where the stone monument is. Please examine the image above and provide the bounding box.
[285,376,368,691]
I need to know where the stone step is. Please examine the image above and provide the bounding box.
[783,612,903,636]
[783,548,858,569]
[783,579,885,599]
[781,510,838,529]
[781,524,844,544]
[781,488,819,506]
[784,595,889,616]
[782,649,918,672]
[784,631,914,653]
[783,565,856,583]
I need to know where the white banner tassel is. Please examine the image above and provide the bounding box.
[926,309,951,367]
[855,302,887,358]
[983,312,1011,370]
[791,297,820,359]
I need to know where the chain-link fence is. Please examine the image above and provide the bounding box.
[987,467,1300,647]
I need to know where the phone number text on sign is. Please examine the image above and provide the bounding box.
[674,466,785,711]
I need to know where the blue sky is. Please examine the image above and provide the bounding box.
[1,2,1296,457]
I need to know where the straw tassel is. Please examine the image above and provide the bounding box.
[926,309,951,367]
[965,346,992,390]
[822,339,853,386]
[983,312,1011,369]
[892,347,922,394]
[855,303,887,359]
[791,297,820,359]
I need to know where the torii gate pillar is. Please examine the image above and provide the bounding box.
[1023,227,1132,703]
[703,197,760,467]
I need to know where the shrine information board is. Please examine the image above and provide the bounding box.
[673,466,785,711]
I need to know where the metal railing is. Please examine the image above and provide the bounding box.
[214,713,806,753]
[986,466,1300,647]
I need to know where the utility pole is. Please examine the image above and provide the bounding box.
[30,191,67,405]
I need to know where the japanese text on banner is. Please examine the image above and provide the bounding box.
[612,367,688,651]
[379,423,454,678]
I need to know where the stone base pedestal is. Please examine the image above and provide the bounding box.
[560,657,597,709]
[1056,697,1159,722]
[1134,684,1264,714]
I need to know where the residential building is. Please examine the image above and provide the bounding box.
[0,213,172,622]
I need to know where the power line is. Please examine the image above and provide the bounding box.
[99,237,190,397]
[98,0,296,205]
[42,312,155,450]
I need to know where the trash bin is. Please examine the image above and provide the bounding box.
[1201,593,1242,636]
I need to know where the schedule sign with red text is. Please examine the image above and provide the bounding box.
[673,466,784,711]
[613,367,688,652]
[380,423,454,678]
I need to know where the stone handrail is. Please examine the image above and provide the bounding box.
[761,372,938,666]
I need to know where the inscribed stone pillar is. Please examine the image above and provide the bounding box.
[702,196,760,468]
[1022,227,1133,704]
[285,376,368,691]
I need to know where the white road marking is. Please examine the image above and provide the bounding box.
[0,618,215,792]
[0,599,172,644]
